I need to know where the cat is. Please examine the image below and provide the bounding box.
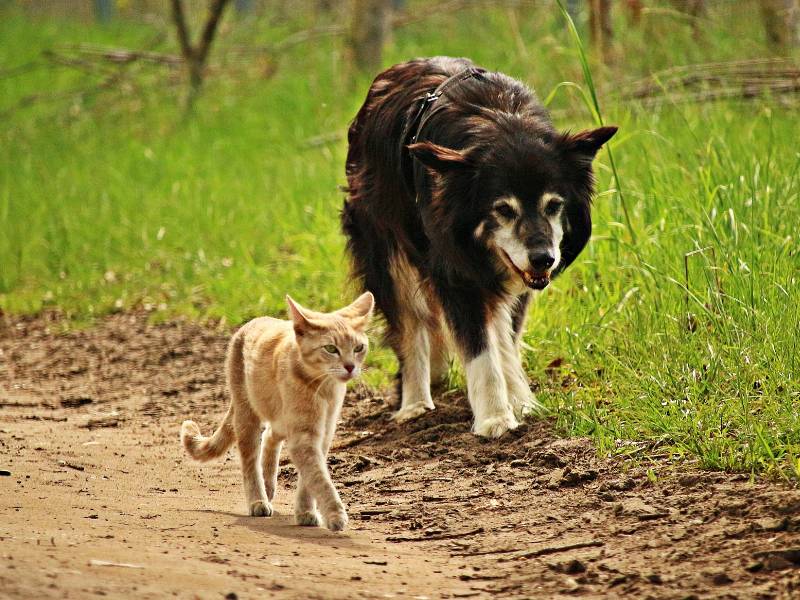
[180,292,374,532]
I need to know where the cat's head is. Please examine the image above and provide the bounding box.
[286,292,375,383]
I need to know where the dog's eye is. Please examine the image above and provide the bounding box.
[354,344,365,353]
[544,198,564,215]
[323,344,339,354]
[494,202,517,220]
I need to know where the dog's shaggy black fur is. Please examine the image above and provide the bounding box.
[342,57,616,435]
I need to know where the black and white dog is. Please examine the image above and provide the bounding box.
[342,57,616,438]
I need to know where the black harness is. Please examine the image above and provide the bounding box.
[406,66,489,146]
[402,67,490,200]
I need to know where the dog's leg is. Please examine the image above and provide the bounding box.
[499,295,544,418]
[388,254,437,422]
[394,318,435,422]
[466,323,518,438]
[428,322,451,386]
[441,291,517,438]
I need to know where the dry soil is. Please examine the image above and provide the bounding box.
[1,312,800,599]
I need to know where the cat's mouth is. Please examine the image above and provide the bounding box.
[337,371,357,382]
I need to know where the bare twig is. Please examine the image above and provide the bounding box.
[387,527,484,543]
[499,539,604,562]
[0,60,47,79]
[170,0,193,62]
[53,45,182,67]
[618,57,800,105]
[196,0,232,68]
[170,0,232,108]
[451,546,526,557]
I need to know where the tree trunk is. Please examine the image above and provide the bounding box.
[625,0,643,25]
[760,0,798,50]
[170,0,232,109]
[348,0,390,74]
[589,0,613,63]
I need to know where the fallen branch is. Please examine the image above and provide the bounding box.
[51,44,182,67]
[618,57,800,105]
[387,527,484,543]
[451,546,525,557]
[499,539,604,561]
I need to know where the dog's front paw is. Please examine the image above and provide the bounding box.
[509,389,546,419]
[473,414,519,439]
[325,510,349,532]
[295,510,321,527]
[394,403,434,423]
[249,500,273,517]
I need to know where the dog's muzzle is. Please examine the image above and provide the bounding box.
[502,250,551,290]
[521,270,551,290]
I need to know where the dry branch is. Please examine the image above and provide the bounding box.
[386,527,484,543]
[499,539,604,562]
[618,58,800,105]
[53,45,182,67]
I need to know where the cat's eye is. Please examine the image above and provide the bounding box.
[323,344,339,354]
[494,202,517,220]
[544,198,564,216]
[354,344,365,353]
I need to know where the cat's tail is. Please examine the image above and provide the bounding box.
[180,408,235,462]
[181,326,245,461]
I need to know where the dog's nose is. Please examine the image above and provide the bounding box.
[530,252,555,272]
[344,363,355,374]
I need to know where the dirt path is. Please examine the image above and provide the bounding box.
[2,313,800,599]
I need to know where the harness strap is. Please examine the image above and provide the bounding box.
[407,66,488,145]
[401,66,492,203]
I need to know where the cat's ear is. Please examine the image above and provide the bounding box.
[338,291,375,327]
[286,295,319,337]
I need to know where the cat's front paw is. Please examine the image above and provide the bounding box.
[295,510,321,527]
[249,500,273,517]
[473,413,519,439]
[325,510,349,532]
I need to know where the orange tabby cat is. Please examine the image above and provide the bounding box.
[180,292,374,531]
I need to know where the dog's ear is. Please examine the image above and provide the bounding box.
[561,126,618,158]
[408,141,472,172]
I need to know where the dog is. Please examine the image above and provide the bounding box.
[342,57,616,438]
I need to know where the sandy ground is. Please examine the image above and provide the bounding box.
[2,312,800,599]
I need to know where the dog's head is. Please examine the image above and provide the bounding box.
[409,123,616,291]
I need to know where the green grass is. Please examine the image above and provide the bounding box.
[2,2,799,478]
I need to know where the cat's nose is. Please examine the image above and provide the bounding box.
[344,363,355,374]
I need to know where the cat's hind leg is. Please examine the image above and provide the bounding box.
[260,426,283,503]
[234,403,271,517]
